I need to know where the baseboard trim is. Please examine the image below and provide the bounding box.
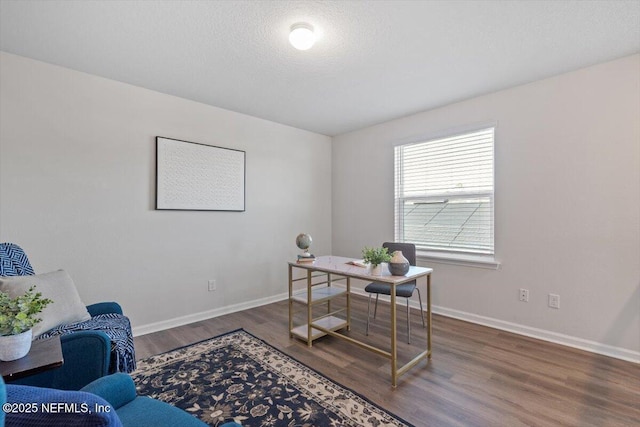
[132,292,289,337]
[433,305,640,364]
[345,286,639,364]
[133,287,639,364]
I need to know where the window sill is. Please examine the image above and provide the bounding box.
[416,251,500,270]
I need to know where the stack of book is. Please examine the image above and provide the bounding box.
[297,254,316,263]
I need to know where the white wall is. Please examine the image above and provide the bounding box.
[0,52,332,332]
[332,54,640,360]
[1,51,638,361]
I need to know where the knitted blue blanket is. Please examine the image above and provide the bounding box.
[38,313,136,374]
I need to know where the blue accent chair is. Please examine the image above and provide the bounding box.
[2,375,123,426]
[1,374,243,427]
[0,243,133,390]
[0,374,5,427]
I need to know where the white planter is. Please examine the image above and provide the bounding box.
[0,329,33,361]
[369,264,383,276]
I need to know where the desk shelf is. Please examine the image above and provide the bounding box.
[291,286,347,305]
[290,316,348,342]
[288,268,351,345]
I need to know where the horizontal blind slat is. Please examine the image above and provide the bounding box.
[395,128,494,254]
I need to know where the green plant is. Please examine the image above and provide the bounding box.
[362,246,392,266]
[0,286,52,336]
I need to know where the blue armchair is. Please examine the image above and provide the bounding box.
[0,243,135,390]
[1,374,243,427]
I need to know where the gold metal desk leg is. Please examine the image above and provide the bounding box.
[288,264,293,338]
[390,282,398,388]
[427,273,432,358]
[346,276,351,331]
[327,273,331,315]
[307,269,313,348]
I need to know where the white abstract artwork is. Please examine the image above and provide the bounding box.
[156,137,245,211]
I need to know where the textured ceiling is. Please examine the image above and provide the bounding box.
[1,0,639,136]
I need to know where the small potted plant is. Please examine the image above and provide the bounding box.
[362,246,392,276]
[0,285,52,361]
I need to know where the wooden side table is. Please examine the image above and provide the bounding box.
[0,336,63,381]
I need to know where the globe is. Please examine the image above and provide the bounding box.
[296,233,312,255]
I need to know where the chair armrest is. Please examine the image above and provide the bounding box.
[81,373,137,410]
[60,331,111,387]
[87,301,123,316]
[10,331,111,390]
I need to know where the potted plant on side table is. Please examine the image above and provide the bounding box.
[0,286,52,361]
[362,246,392,276]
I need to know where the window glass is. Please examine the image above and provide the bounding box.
[394,128,494,255]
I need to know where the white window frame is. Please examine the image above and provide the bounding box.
[394,125,499,269]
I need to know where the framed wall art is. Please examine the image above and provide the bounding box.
[156,136,246,211]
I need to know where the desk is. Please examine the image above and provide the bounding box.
[288,256,433,387]
[0,336,63,381]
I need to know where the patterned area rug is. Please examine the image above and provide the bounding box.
[132,329,413,427]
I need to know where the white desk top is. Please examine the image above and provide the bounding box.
[289,255,432,284]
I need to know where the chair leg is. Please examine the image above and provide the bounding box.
[416,288,426,328]
[406,297,411,344]
[373,294,379,319]
[366,293,372,336]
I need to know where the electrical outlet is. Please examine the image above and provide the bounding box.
[208,280,216,292]
[548,293,560,309]
[519,288,529,302]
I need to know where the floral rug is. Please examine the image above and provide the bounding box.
[131,329,413,427]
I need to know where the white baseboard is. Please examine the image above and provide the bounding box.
[346,286,640,364]
[433,305,640,363]
[133,286,639,364]
[132,292,289,337]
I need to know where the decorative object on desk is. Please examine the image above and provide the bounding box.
[296,254,315,263]
[295,233,313,256]
[296,233,316,263]
[347,259,368,268]
[388,250,410,276]
[295,234,315,263]
[132,329,414,427]
[362,246,392,276]
[0,286,52,361]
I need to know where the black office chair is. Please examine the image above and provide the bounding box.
[365,242,425,344]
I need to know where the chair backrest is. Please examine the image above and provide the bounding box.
[382,242,416,266]
[0,243,35,276]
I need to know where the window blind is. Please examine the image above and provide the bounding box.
[394,128,494,254]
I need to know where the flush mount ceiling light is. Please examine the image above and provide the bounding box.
[289,23,315,50]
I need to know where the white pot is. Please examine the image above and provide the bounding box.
[369,264,383,276]
[0,329,33,361]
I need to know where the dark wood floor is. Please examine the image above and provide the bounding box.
[134,295,640,427]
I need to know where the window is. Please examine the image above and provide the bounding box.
[394,127,494,256]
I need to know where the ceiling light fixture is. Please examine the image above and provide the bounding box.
[289,23,315,50]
